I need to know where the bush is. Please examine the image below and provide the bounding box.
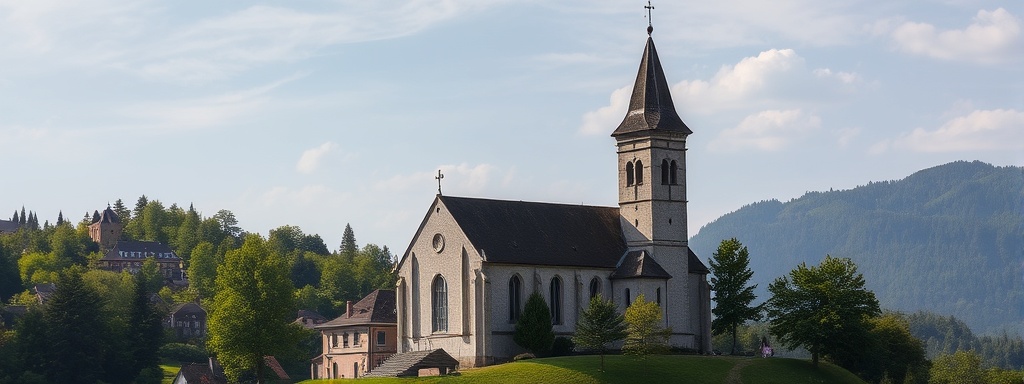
[134,367,164,384]
[159,343,207,363]
[513,353,536,361]
[552,337,575,357]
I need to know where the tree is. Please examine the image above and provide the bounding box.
[623,294,670,357]
[338,223,357,260]
[766,255,881,367]
[709,238,763,354]
[573,294,627,371]
[207,234,304,383]
[44,268,109,383]
[112,199,131,223]
[514,291,554,356]
[212,210,241,239]
[138,257,165,292]
[187,242,219,300]
[126,275,164,381]
[929,350,984,384]
[864,314,929,384]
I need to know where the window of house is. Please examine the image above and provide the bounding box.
[550,277,563,325]
[432,275,448,333]
[377,331,386,346]
[343,332,349,348]
[331,333,338,348]
[589,277,601,300]
[353,331,360,346]
[508,275,522,323]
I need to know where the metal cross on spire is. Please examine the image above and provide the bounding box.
[435,169,445,195]
[645,1,655,35]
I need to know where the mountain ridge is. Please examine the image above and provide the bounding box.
[689,160,1024,335]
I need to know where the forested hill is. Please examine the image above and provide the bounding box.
[689,160,1024,335]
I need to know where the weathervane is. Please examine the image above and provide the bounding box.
[435,169,444,195]
[645,1,655,35]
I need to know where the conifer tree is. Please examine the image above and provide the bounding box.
[44,268,108,383]
[19,206,25,225]
[573,294,627,371]
[514,292,554,356]
[127,274,164,381]
[709,238,763,354]
[338,223,357,260]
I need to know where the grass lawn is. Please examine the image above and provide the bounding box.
[160,359,181,384]
[297,354,865,384]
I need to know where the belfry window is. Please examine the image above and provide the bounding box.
[635,160,644,184]
[550,277,563,325]
[509,275,522,323]
[670,160,678,185]
[431,275,448,333]
[661,159,670,185]
[626,162,635,186]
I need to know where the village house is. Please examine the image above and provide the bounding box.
[312,289,397,379]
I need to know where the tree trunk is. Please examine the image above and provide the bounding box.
[731,327,738,355]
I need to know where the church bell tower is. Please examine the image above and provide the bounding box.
[612,27,692,248]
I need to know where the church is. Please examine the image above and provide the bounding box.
[394,25,711,367]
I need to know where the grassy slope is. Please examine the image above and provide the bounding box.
[160,360,181,384]
[297,355,865,384]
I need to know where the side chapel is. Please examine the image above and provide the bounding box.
[395,26,712,367]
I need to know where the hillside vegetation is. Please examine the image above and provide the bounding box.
[298,355,865,384]
[690,160,1024,335]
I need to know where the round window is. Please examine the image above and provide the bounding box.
[431,233,445,253]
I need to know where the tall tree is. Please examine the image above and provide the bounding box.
[622,294,670,357]
[44,268,109,383]
[338,223,357,260]
[112,199,131,222]
[709,238,763,354]
[212,210,241,239]
[929,350,985,384]
[208,235,303,383]
[766,255,880,367]
[187,242,219,300]
[173,206,201,263]
[126,275,164,381]
[514,292,554,356]
[573,295,627,371]
[19,206,25,225]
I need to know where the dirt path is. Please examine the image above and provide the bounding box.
[724,358,754,384]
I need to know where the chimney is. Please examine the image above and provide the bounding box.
[346,301,353,318]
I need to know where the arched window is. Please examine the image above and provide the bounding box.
[431,275,448,333]
[589,277,601,300]
[626,161,635,186]
[509,275,522,323]
[550,277,563,325]
[670,160,678,185]
[661,159,670,185]
[625,288,631,307]
[635,160,644,184]
[656,287,662,306]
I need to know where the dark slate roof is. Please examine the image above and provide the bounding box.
[0,220,19,233]
[316,289,396,328]
[100,240,180,261]
[98,206,121,224]
[610,250,672,279]
[33,283,57,303]
[688,248,709,274]
[438,196,626,268]
[364,349,459,378]
[611,36,692,138]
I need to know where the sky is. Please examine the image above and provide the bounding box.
[1,0,1022,254]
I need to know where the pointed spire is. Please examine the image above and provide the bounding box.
[611,33,692,137]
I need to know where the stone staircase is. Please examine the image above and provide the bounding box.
[364,349,459,378]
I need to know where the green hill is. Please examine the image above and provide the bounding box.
[298,355,865,384]
[689,160,1024,335]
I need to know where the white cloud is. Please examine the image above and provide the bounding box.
[674,49,803,108]
[578,85,630,135]
[296,142,337,174]
[878,109,1024,153]
[708,109,822,153]
[890,8,1022,63]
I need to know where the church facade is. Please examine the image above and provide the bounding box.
[395,30,711,368]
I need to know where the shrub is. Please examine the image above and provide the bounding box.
[513,292,554,356]
[513,353,536,361]
[552,337,575,357]
[159,343,207,363]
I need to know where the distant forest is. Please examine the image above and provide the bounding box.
[690,160,1024,336]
